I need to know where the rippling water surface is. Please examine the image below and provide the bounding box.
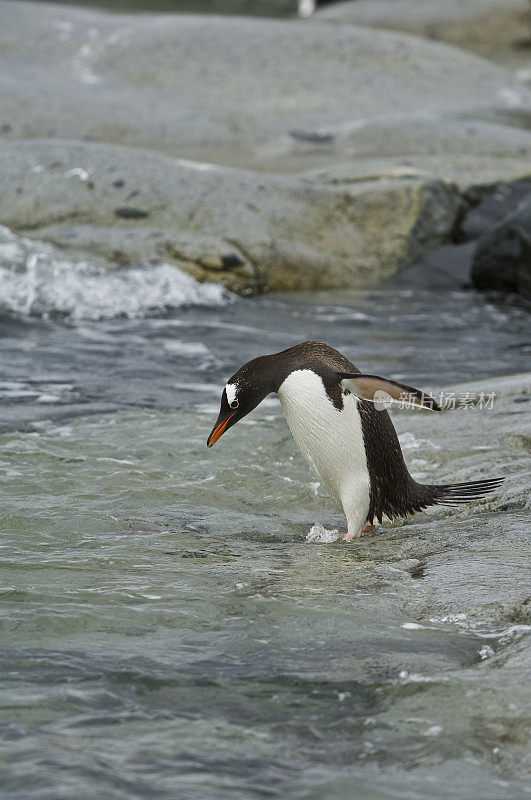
[1,233,530,799]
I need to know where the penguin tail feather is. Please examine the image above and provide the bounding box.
[368,477,505,524]
[430,477,505,507]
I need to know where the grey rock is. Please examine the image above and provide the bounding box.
[388,241,477,291]
[472,195,531,296]
[0,138,463,292]
[1,2,529,172]
[301,153,531,190]
[308,165,531,292]
[459,179,531,241]
[293,117,531,181]
[317,0,531,67]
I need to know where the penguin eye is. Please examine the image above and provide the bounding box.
[230,399,239,409]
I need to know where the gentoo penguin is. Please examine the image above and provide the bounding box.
[207,341,503,540]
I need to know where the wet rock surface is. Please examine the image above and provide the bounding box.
[1,366,529,798]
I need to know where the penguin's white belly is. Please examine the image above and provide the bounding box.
[278,369,370,532]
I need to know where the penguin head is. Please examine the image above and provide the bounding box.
[207,357,275,447]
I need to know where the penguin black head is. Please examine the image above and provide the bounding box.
[207,355,276,447]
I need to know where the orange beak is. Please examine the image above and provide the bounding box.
[207,412,236,448]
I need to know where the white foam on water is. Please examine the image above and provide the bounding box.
[162,340,210,356]
[399,431,440,451]
[474,624,531,642]
[428,613,467,624]
[398,671,448,684]
[0,225,233,320]
[424,725,443,737]
[36,394,61,404]
[0,381,78,403]
[306,523,340,543]
[478,644,494,661]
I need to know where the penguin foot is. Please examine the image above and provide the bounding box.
[342,524,376,541]
[361,524,376,535]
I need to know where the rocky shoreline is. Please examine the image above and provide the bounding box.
[1,0,530,295]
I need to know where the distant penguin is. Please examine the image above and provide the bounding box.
[207,341,503,540]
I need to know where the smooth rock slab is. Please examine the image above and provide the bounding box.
[302,155,531,193]
[291,120,531,177]
[317,0,530,66]
[1,2,529,171]
[0,139,461,291]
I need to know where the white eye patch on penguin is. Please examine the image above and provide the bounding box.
[225,382,238,407]
[207,341,503,539]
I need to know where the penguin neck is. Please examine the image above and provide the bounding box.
[248,352,295,397]
[242,344,344,402]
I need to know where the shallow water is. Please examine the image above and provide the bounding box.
[1,287,530,430]
[0,236,530,799]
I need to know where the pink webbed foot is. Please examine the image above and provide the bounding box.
[361,524,376,535]
[341,524,376,541]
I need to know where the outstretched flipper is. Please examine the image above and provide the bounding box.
[338,372,441,411]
